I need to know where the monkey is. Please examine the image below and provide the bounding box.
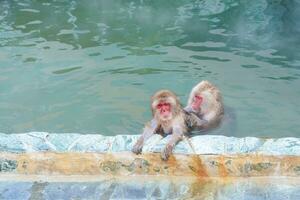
[184,80,224,131]
[132,90,187,160]
[132,81,224,160]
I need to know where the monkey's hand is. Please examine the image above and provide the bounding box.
[194,116,208,127]
[132,140,143,154]
[161,143,174,161]
[187,113,208,129]
[184,106,193,113]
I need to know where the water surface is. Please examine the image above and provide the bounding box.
[0,0,300,137]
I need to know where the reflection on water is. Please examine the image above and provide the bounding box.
[1,177,300,199]
[0,0,299,137]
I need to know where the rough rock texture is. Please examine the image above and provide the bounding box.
[0,132,299,155]
[0,178,299,200]
[0,132,299,200]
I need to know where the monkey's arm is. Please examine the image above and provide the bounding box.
[189,113,208,128]
[132,119,158,154]
[183,106,193,113]
[184,106,209,129]
[161,125,184,160]
[184,106,206,123]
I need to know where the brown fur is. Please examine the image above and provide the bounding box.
[186,80,224,129]
[132,90,187,160]
[133,82,224,160]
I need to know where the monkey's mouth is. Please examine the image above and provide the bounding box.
[160,110,171,118]
[161,114,172,121]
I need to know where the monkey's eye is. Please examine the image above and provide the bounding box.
[195,95,202,100]
[157,103,163,109]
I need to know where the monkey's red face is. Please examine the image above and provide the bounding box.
[157,102,172,120]
[192,95,203,111]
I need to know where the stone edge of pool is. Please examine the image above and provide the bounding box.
[0,132,299,155]
[0,132,299,178]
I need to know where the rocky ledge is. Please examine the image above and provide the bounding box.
[0,132,299,155]
[0,132,299,200]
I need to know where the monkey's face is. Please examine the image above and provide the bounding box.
[156,101,172,121]
[191,95,203,112]
[151,90,178,122]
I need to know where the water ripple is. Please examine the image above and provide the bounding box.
[0,0,300,137]
[19,9,40,13]
[191,55,231,62]
[182,41,226,48]
[52,66,82,75]
[261,76,298,81]
[98,67,187,75]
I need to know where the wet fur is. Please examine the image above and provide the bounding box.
[186,80,224,129]
[132,90,187,160]
[132,81,224,160]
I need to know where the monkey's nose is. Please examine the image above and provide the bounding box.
[163,109,169,113]
[161,109,168,114]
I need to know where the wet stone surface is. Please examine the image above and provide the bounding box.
[0,178,299,200]
[0,132,299,199]
[0,132,299,156]
[0,159,17,172]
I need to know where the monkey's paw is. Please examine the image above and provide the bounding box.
[161,144,174,161]
[132,142,143,154]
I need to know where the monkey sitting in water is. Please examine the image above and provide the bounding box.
[132,81,224,160]
[184,80,224,131]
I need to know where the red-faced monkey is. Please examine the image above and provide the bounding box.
[184,80,224,130]
[132,81,224,160]
[132,90,187,160]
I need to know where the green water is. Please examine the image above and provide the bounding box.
[0,0,299,137]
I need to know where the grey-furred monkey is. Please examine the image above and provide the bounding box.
[184,80,224,131]
[132,81,224,160]
[132,90,187,160]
